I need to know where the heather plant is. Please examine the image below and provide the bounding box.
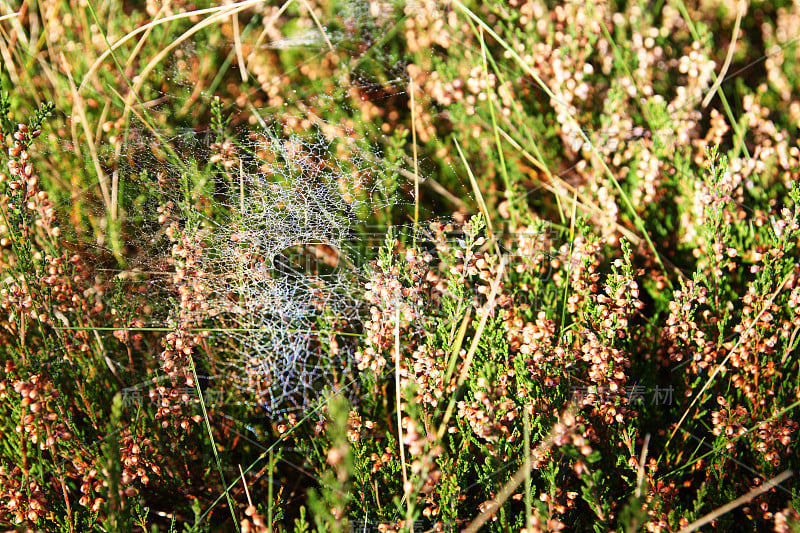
[1,0,800,531]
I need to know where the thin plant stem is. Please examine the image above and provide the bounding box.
[187,352,241,531]
[394,306,409,507]
[410,72,420,236]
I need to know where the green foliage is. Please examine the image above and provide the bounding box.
[306,395,353,533]
[0,90,12,136]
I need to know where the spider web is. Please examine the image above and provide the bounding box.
[198,127,389,414]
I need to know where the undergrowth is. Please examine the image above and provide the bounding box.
[0,0,799,531]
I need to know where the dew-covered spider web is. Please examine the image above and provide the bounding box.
[197,126,392,414]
